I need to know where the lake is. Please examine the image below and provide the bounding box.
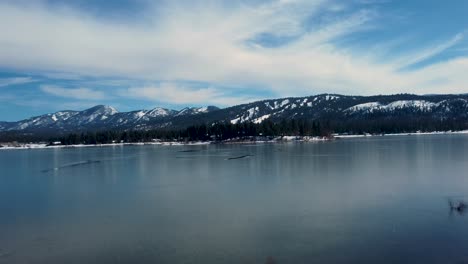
[1,135,468,263]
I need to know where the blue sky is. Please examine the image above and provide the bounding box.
[1,0,468,121]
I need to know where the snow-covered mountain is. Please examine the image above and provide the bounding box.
[219,94,468,125]
[0,105,219,133]
[1,94,467,135]
[175,106,219,116]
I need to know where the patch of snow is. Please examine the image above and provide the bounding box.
[136,111,146,118]
[253,114,271,124]
[18,123,30,129]
[106,106,119,115]
[230,117,241,124]
[386,100,436,111]
[231,107,259,124]
[273,101,279,109]
[346,100,438,113]
[280,99,290,107]
[265,102,274,110]
[175,107,209,116]
[246,107,258,120]
[346,102,382,113]
[176,108,189,116]
[326,95,339,100]
[196,106,208,113]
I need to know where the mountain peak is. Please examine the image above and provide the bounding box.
[146,107,176,117]
[84,105,118,115]
[79,105,119,122]
[176,106,219,116]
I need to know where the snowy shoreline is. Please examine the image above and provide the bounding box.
[1,130,468,150]
[333,130,468,138]
[0,136,328,150]
[0,141,211,150]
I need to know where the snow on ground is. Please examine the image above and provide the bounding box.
[230,117,241,124]
[346,102,381,112]
[253,114,271,124]
[136,111,146,118]
[0,141,213,150]
[264,102,274,110]
[196,107,208,113]
[346,100,439,113]
[2,131,467,150]
[147,107,171,117]
[231,107,259,124]
[334,130,468,138]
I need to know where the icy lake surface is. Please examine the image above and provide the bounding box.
[1,134,468,263]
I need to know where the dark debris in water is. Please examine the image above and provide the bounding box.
[449,199,467,215]
[178,149,200,153]
[227,155,252,160]
[41,160,101,173]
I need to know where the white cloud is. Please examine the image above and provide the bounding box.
[0,77,36,87]
[121,83,259,106]
[0,0,467,106]
[42,72,83,80]
[40,85,107,100]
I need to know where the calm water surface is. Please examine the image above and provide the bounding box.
[1,135,468,263]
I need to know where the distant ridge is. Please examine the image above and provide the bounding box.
[1,93,467,135]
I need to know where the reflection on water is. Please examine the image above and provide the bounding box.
[1,134,468,263]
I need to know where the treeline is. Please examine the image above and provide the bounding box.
[2,117,467,144]
[54,120,331,145]
[55,117,468,145]
[331,117,468,135]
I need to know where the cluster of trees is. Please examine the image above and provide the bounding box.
[53,119,331,145]
[331,117,468,135]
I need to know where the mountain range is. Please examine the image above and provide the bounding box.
[1,93,467,136]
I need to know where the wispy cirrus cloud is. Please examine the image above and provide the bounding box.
[40,85,107,100]
[397,32,465,69]
[0,77,36,87]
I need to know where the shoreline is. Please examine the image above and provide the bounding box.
[1,130,468,150]
[333,130,468,138]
